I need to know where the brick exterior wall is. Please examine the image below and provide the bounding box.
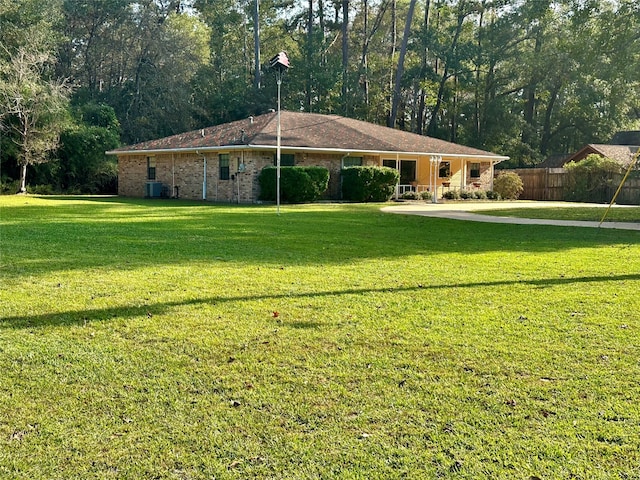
[117,150,494,201]
[117,150,379,202]
[465,161,493,189]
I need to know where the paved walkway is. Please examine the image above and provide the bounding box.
[381,201,640,231]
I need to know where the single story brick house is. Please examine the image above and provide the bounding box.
[108,111,508,202]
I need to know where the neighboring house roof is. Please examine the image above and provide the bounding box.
[562,144,639,167]
[109,111,508,161]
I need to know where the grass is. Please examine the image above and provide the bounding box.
[1,195,639,479]
[476,205,640,223]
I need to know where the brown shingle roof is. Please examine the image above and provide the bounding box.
[563,144,639,167]
[110,111,507,160]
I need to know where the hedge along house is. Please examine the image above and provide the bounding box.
[109,111,508,202]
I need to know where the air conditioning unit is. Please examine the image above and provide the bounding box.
[146,182,163,198]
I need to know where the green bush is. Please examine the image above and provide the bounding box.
[564,154,623,203]
[486,190,501,200]
[258,166,329,203]
[493,171,524,200]
[419,190,433,201]
[27,184,57,195]
[459,190,474,199]
[443,190,460,200]
[0,177,19,195]
[401,190,419,200]
[341,166,399,202]
[473,190,488,200]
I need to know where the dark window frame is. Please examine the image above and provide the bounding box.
[343,156,363,168]
[147,157,156,181]
[219,154,230,180]
[439,162,451,178]
[274,153,295,166]
[470,162,481,178]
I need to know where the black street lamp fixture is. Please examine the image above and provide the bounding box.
[270,51,289,215]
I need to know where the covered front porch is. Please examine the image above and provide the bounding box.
[380,155,497,199]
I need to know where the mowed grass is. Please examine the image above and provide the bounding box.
[477,206,640,223]
[1,196,639,479]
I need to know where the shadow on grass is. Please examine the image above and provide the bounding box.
[3,273,639,330]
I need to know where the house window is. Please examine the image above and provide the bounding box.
[439,162,451,178]
[274,153,295,166]
[400,160,416,184]
[342,156,362,168]
[382,159,397,169]
[147,157,156,180]
[219,154,230,180]
[470,162,481,178]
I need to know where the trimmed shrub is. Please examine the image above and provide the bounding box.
[473,190,487,200]
[459,190,474,200]
[486,190,501,200]
[258,166,329,203]
[401,190,419,200]
[493,171,524,200]
[443,190,460,200]
[419,190,433,201]
[564,154,623,203]
[341,166,399,202]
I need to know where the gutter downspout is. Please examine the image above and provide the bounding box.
[197,151,207,200]
[172,153,175,198]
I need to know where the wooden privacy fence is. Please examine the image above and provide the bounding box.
[503,168,640,204]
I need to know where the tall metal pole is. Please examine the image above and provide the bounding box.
[276,69,282,215]
[270,51,289,215]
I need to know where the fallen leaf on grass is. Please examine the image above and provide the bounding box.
[9,430,27,442]
[272,311,280,318]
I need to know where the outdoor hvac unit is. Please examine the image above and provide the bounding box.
[146,181,163,198]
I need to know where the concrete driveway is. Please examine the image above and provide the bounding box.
[381,201,640,231]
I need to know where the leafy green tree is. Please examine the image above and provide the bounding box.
[0,44,69,192]
[564,154,623,203]
[54,103,121,193]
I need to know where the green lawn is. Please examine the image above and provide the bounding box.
[476,206,640,223]
[1,196,639,479]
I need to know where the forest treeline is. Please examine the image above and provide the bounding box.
[1,0,639,193]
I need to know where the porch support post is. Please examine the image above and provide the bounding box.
[395,153,400,200]
[430,155,442,203]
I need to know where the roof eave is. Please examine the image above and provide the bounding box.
[107,143,509,162]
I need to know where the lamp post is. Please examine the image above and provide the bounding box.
[270,51,289,215]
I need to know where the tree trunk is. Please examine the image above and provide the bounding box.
[389,0,416,128]
[342,0,349,115]
[426,0,466,136]
[305,0,314,110]
[540,82,561,156]
[360,0,369,107]
[416,0,431,134]
[522,29,543,146]
[253,0,261,90]
[473,2,485,142]
[388,0,396,121]
[19,163,27,193]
